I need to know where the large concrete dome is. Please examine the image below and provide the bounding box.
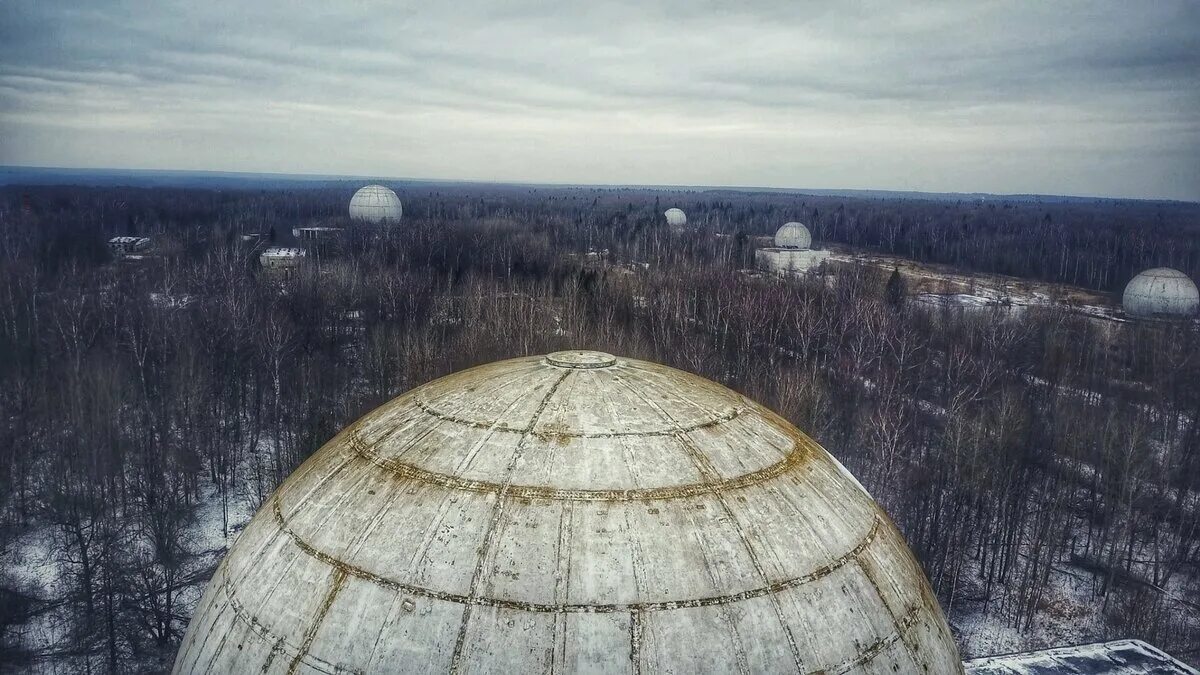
[664,207,687,228]
[349,184,403,223]
[175,351,961,674]
[1122,268,1199,318]
[775,222,812,249]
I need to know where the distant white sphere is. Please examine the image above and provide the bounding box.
[1122,268,1199,318]
[349,185,403,223]
[664,208,687,227]
[775,222,812,249]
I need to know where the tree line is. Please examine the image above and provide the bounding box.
[0,185,1197,671]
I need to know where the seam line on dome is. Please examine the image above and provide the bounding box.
[220,576,362,675]
[450,369,574,674]
[347,430,813,502]
[629,609,643,674]
[855,556,923,668]
[215,563,919,675]
[287,568,348,675]
[411,396,744,438]
[271,496,880,614]
[620,376,805,672]
[822,604,921,674]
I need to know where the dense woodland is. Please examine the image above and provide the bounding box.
[1,184,1199,672]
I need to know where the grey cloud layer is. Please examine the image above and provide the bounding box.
[1,0,1197,199]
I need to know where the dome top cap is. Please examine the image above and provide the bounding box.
[546,350,617,369]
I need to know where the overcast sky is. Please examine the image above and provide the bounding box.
[1,1,1197,200]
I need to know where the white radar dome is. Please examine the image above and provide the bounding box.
[664,208,687,227]
[349,184,403,223]
[175,352,963,674]
[1122,268,1199,318]
[775,222,812,249]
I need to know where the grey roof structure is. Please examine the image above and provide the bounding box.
[1122,268,1199,318]
[260,247,305,259]
[259,247,306,269]
[774,222,812,250]
[349,184,403,223]
[107,236,152,253]
[664,207,687,227]
[174,351,961,674]
[964,639,1197,674]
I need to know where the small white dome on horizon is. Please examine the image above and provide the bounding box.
[664,207,687,227]
[349,184,403,223]
[1123,268,1199,318]
[775,222,812,249]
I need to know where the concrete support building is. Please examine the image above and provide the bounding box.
[756,222,830,276]
[259,247,306,275]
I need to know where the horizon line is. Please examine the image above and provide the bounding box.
[2,163,1195,205]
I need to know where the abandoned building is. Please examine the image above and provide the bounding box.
[174,351,963,673]
[172,351,1197,673]
[756,222,830,276]
[107,236,152,256]
[258,246,306,273]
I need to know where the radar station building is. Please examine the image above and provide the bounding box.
[1122,268,1199,319]
[259,247,306,277]
[349,185,403,223]
[107,236,152,257]
[664,207,688,229]
[756,222,830,276]
[175,351,963,674]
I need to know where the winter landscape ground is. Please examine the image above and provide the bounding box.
[1,182,1199,672]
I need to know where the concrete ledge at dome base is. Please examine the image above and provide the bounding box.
[964,639,1197,674]
[755,248,830,276]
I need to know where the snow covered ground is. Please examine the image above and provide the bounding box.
[825,248,1130,324]
[4,525,70,670]
[952,562,1112,659]
[2,460,260,673]
[170,477,259,626]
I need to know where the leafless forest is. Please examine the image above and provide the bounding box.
[2,184,1200,672]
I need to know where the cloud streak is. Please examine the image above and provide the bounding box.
[1,0,1197,199]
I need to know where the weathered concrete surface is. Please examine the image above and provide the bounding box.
[174,351,962,674]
